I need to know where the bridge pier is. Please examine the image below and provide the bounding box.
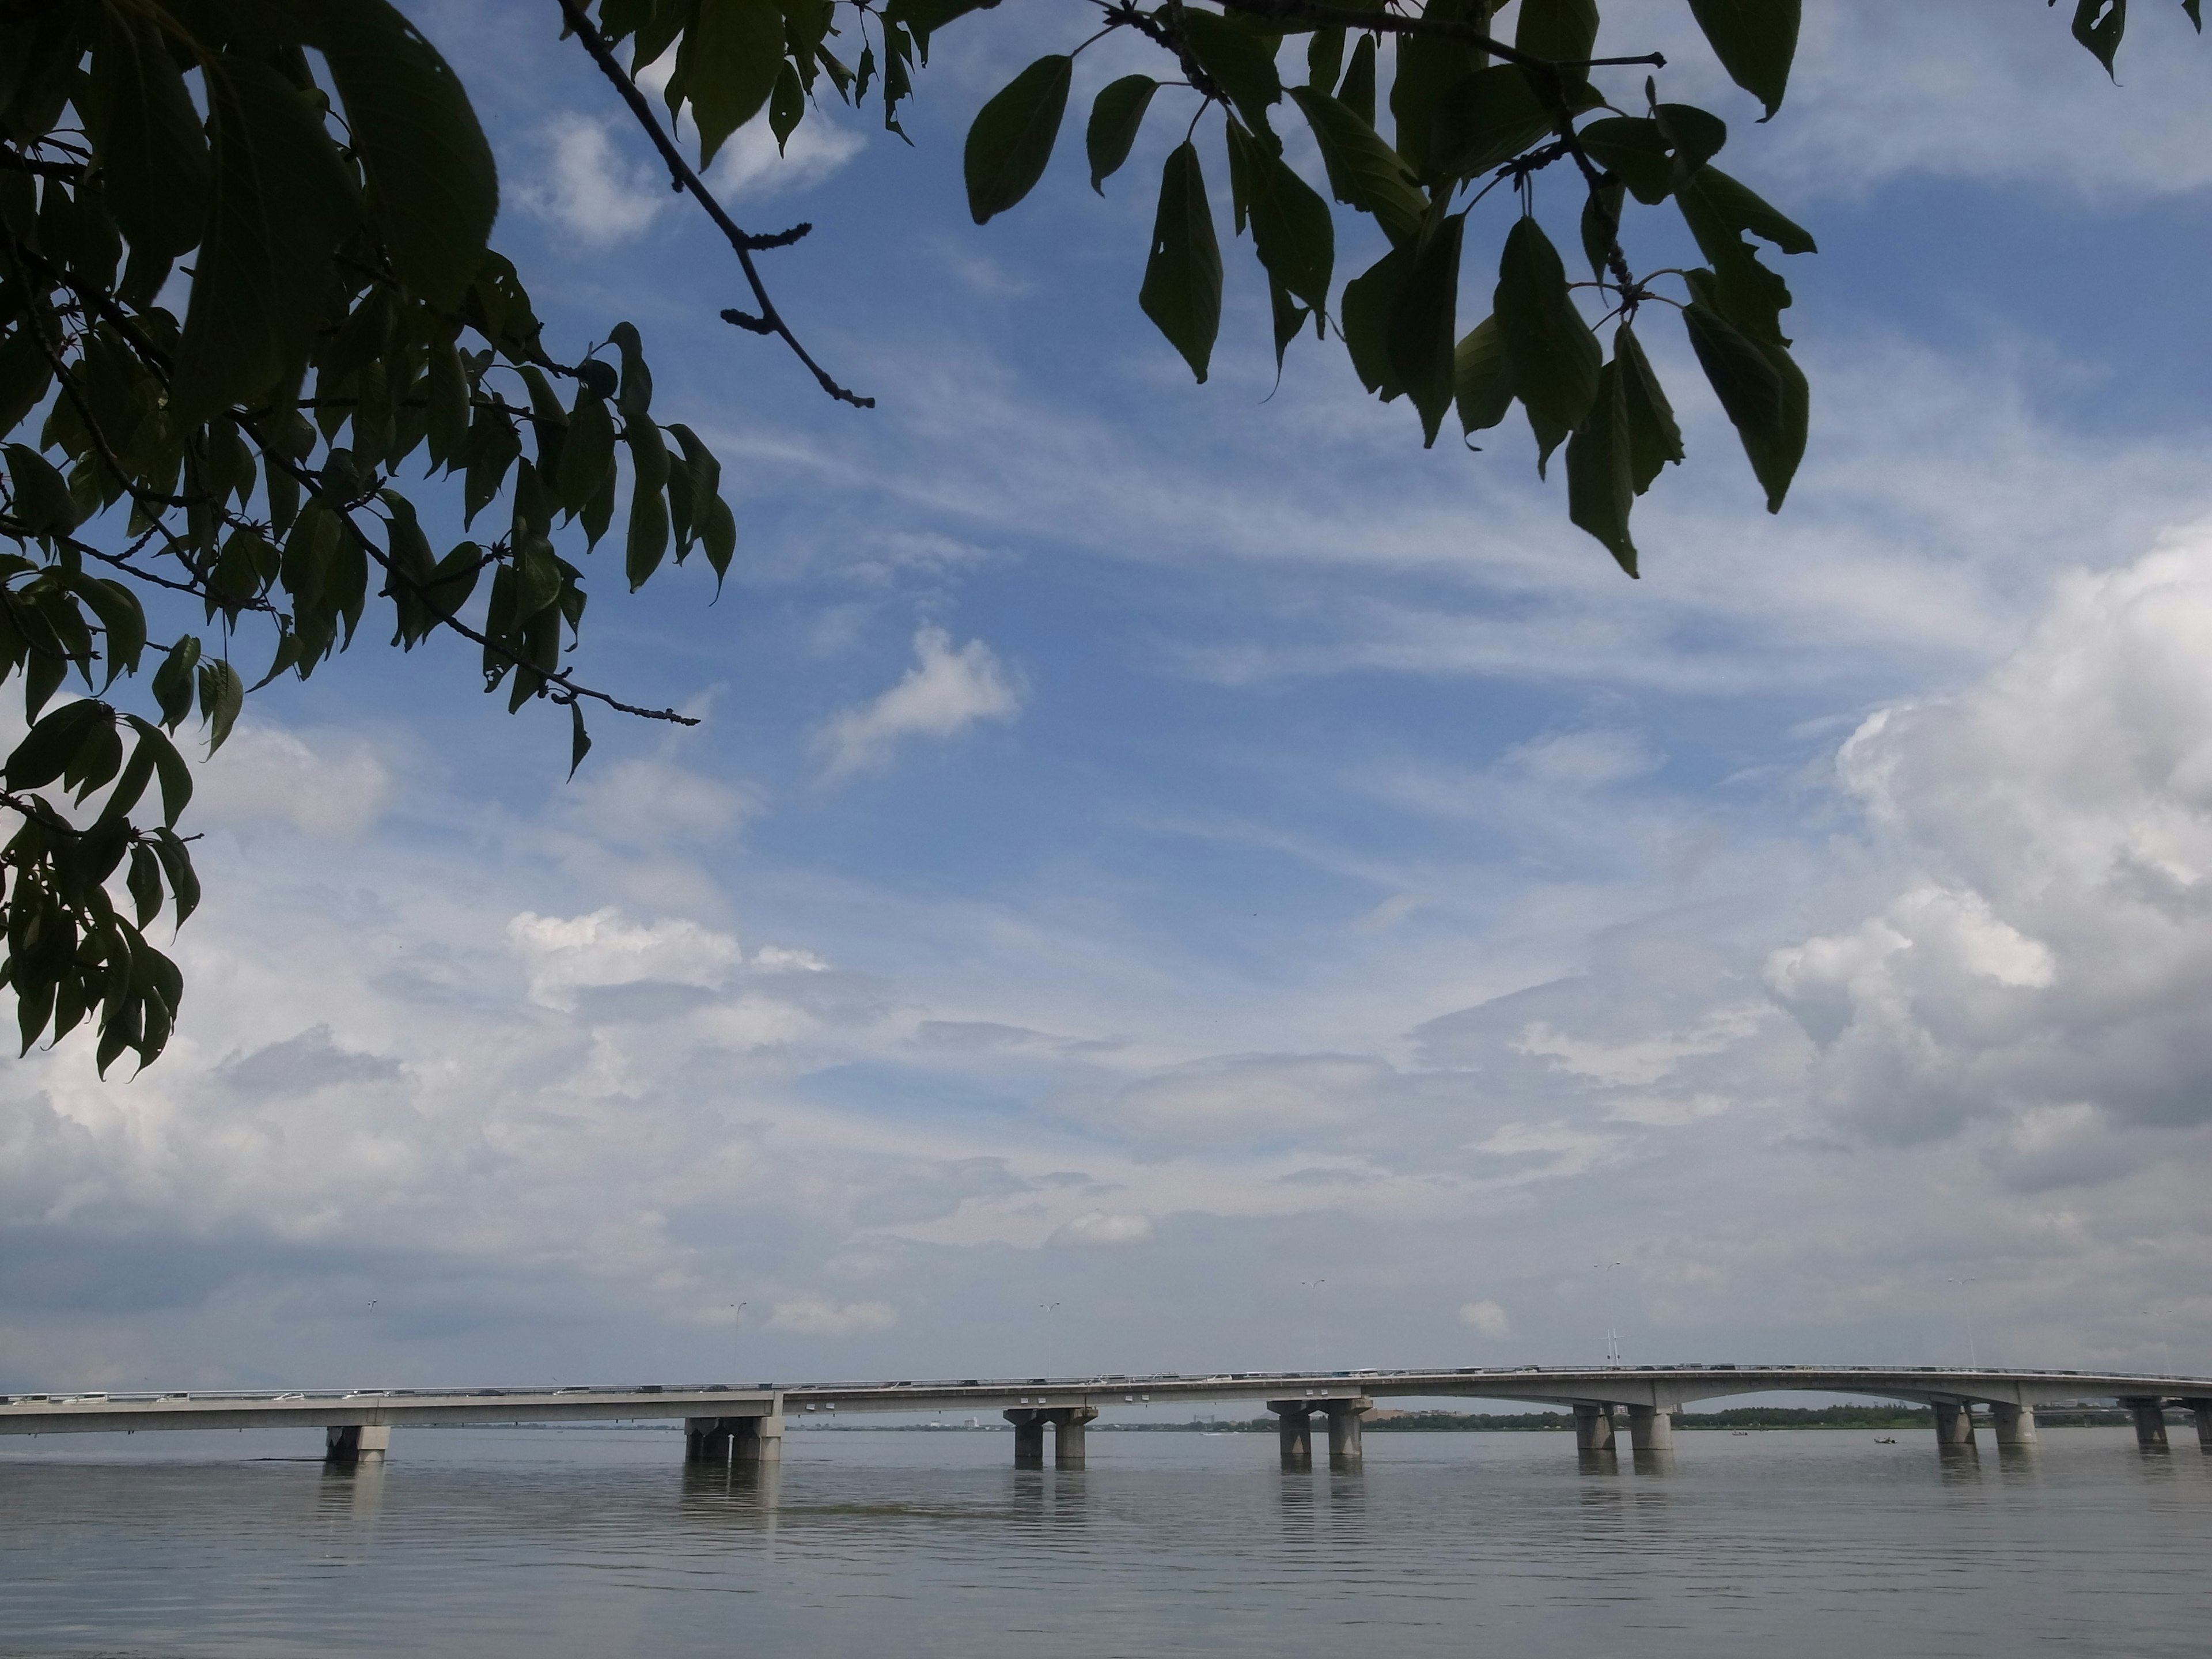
[684,1412,784,1465]
[2119,1397,2169,1449]
[2189,1399,2212,1450]
[1324,1397,1371,1469]
[1573,1403,1617,1452]
[1992,1403,2037,1448]
[1933,1403,1977,1446]
[1626,1405,1673,1453]
[1005,1408,1047,1465]
[324,1425,389,1465]
[1046,1406,1098,1467]
[1267,1400,1315,1467]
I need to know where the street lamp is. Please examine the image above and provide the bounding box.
[1944,1279,1978,1368]
[1593,1263,1624,1366]
[730,1302,747,1382]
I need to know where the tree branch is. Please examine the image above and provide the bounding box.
[234,415,702,729]
[1212,0,1663,73]
[554,0,876,411]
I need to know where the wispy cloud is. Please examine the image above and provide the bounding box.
[815,624,1023,778]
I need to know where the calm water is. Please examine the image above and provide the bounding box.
[3,1425,2208,1658]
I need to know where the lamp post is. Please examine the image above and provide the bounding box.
[1592,1262,1623,1366]
[730,1302,747,1382]
[1944,1278,1978,1368]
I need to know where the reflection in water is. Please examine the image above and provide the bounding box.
[1,1427,2207,1659]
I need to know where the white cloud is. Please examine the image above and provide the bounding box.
[193,721,396,838]
[766,1296,897,1336]
[706,118,865,201]
[563,756,757,849]
[1768,529,2212,1152]
[1457,1299,1511,1339]
[816,624,1022,778]
[1048,1210,1152,1246]
[520,114,662,244]
[506,908,740,1010]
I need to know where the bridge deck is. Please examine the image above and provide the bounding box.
[5,1365,2209,1437]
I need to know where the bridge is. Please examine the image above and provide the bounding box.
[5,1363,2209,1469]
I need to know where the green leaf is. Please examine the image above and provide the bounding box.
[196,659,245,755]
[558,392,618,517]
[1652,103,1728,181]
[151,827,200,927]
[770,60,804,154]
[1340,247,1408,400]
[1226,120,1334,312]
[1685,0,1801,118]
[1577,115,1673,204]
[1453,315,1514,435]
[1676,166,1817,255]
[1268,273,1309,375]
[882,0,1002,51]
[463,405,521,528]
[1494,217,1600,435]
[308,0,498,308]
[1613,323,1684,494]
[568,699,593,780]
[626,480,671,590]
[151,635,200,729]
[73,576,146,687]
[170,58,357,425]
[964,55,1073,224]
[608,321,654,419]
[84,8,211,259]
[1338,33,1377,126]
[1289,86,1426,245]
[1306,25,1346,92]
[1516,0,1600,66]
[1389,0,1488,177]
[2070,0,2127,75]
[1566,359,1638,576]
[1086,75,1158,194]
[4,442,81,535]
[121,716,193,827]
[1580,177,1624,278]
[1427,65,1560,183]
[1388,210,1464,446]
[1683,297,1805,512]
[1181,10,1283,137]
[681,0,789,166]
[5,699,107,790]
[127,844,164,929]
[1138,142,1224,384]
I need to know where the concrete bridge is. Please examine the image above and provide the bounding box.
[5,1363,2209,1470]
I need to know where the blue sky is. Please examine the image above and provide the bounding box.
[6,1,2212,1395]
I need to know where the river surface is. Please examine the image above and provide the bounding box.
[3,1424,2207,1657]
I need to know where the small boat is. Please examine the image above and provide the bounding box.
[1874,1436,1896,1444]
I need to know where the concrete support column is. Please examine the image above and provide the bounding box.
[1324,1397,1372,1469]
[1267,1401,1315,1467]
[325,1425,389,1465]
[2120,1396,2170,1449]
[734,1410,784,1463]
[2188,1400,2212,1451]
[1044,1406,1099,1467]
[1992,1404,2038,1448]
[1004,1408,1046,1466]
[1573,1402,1617,1452]
[1626,1405,1674,1452]
[1933,1402,1977,1446]
[686,1412,785,1465]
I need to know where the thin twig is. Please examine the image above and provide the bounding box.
[554,0,875,410]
